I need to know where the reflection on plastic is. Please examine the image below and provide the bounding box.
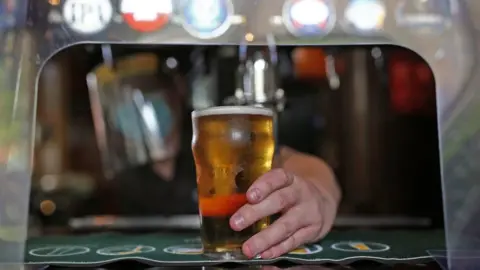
[0,170,30,262]
[345,0,385,31]
[429,250,480,270]
[0,0,16,29]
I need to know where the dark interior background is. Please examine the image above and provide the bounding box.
[31,45,443,232]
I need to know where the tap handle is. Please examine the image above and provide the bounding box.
[224,42,286,112]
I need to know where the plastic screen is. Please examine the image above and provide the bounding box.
[0,0,478,269]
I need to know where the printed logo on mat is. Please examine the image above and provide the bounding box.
[29,246,90,257]
[162,244,323,255]
[163,244,203,255]
[289,244,323,255]
[183,237,202,244]
[97,245,156,256]
[331,242,390,252]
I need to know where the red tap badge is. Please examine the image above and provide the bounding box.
[120,0,172,32]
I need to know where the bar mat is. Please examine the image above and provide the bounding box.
[25,230,444,266]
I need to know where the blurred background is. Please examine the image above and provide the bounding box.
[30,45,443,235]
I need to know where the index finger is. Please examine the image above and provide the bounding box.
[247,169,295,204]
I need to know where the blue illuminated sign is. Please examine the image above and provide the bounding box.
[182,0,232,39]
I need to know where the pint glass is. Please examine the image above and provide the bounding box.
[191,106,275,259]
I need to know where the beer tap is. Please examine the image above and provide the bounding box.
[224,38,286,113]
[325,50,340,90]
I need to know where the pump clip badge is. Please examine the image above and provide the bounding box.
[395,0,451,33]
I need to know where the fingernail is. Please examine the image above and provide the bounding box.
[248,188,261,201]
[232,214,244,228]
[261,251,272,259]
[243,243,256,258]
[246,244,257,258]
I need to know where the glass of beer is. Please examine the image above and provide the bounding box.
[192,106,275,259]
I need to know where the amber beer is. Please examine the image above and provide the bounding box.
[192,106,275,258]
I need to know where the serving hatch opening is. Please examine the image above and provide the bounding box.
[32,44,443,233]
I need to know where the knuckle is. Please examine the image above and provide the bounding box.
[304,205,322,225]
[277,190,295,209]
[308,200,321,216]
[258,169,294,194]
[287,234,298,250]
[269,247,281,258]
[299,179,313,194]
[264,178,276,192]
[272,168,284,175]
[254,234,269,251]
[278,235,297,255]
[284,171,295,185]
[310,225,324,242]
[274,169,289,183]
[242,205,259,221]
[279,219,296,236]
[317,202,325,218]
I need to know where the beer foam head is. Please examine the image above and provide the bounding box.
[192,106,274,118]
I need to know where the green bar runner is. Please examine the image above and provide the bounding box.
[25,230,445,266]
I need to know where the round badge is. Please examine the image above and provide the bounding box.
[182,0,234,39]
[282,0,335,37]
[163,244,203,255]
[29,246,90,257]
[331,242,390,252]
[97,245,156,256]
[395,0,451,33]
[63,0,113,34]
[121,0,173,32]
[289,244,323,255]
[345,0,385,32]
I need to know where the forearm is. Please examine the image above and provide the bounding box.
[279,146,341,205]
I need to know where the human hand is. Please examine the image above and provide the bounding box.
[229,168,334,259]
[262,266,334,270]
